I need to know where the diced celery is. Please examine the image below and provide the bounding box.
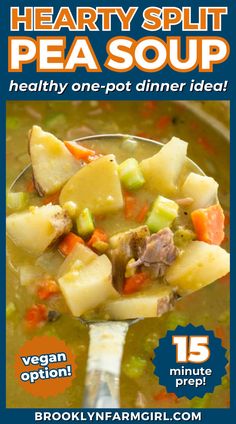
[174,227,196,248]
[122,355,147,379]
[76,208,94,238]
[6,302,16,319]
[119,158,145,190]
[146,195,179,232]
[7,192,29,211]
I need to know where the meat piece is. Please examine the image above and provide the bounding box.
[132,228,178,278]
[175,197,193,207]
[157,295,175,316]
[109,225,150,292]
[109,225,149,257]
[109,226,178,291]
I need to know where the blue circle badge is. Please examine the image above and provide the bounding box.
[153,324,227,399]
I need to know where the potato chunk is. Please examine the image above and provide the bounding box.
[166,241,230,295]
[58,255,118,316]
[104,286,175,320]
[140,137,188,196]
[60,155,124,215]
[29,126,81,196]
[6,204,72,256]
[57,243,97,278]
[181,173,218,211]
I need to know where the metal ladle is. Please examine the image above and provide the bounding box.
[10,134,208,408]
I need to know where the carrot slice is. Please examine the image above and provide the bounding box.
[154,389,178,403]
[26,179,35,193]
[124,191,137,220]
[191,204,225,245]
[64,141,96,160]
[136,202,149,223]
[123,272,148,295]
[42,191,60,205]
[87,228,108,248]
[58,232,85,256]
[37,279,60,300]
[25,304,47,329]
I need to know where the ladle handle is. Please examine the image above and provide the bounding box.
[83,321,129,408]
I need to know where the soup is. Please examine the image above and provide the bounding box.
[6,100,230,408]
